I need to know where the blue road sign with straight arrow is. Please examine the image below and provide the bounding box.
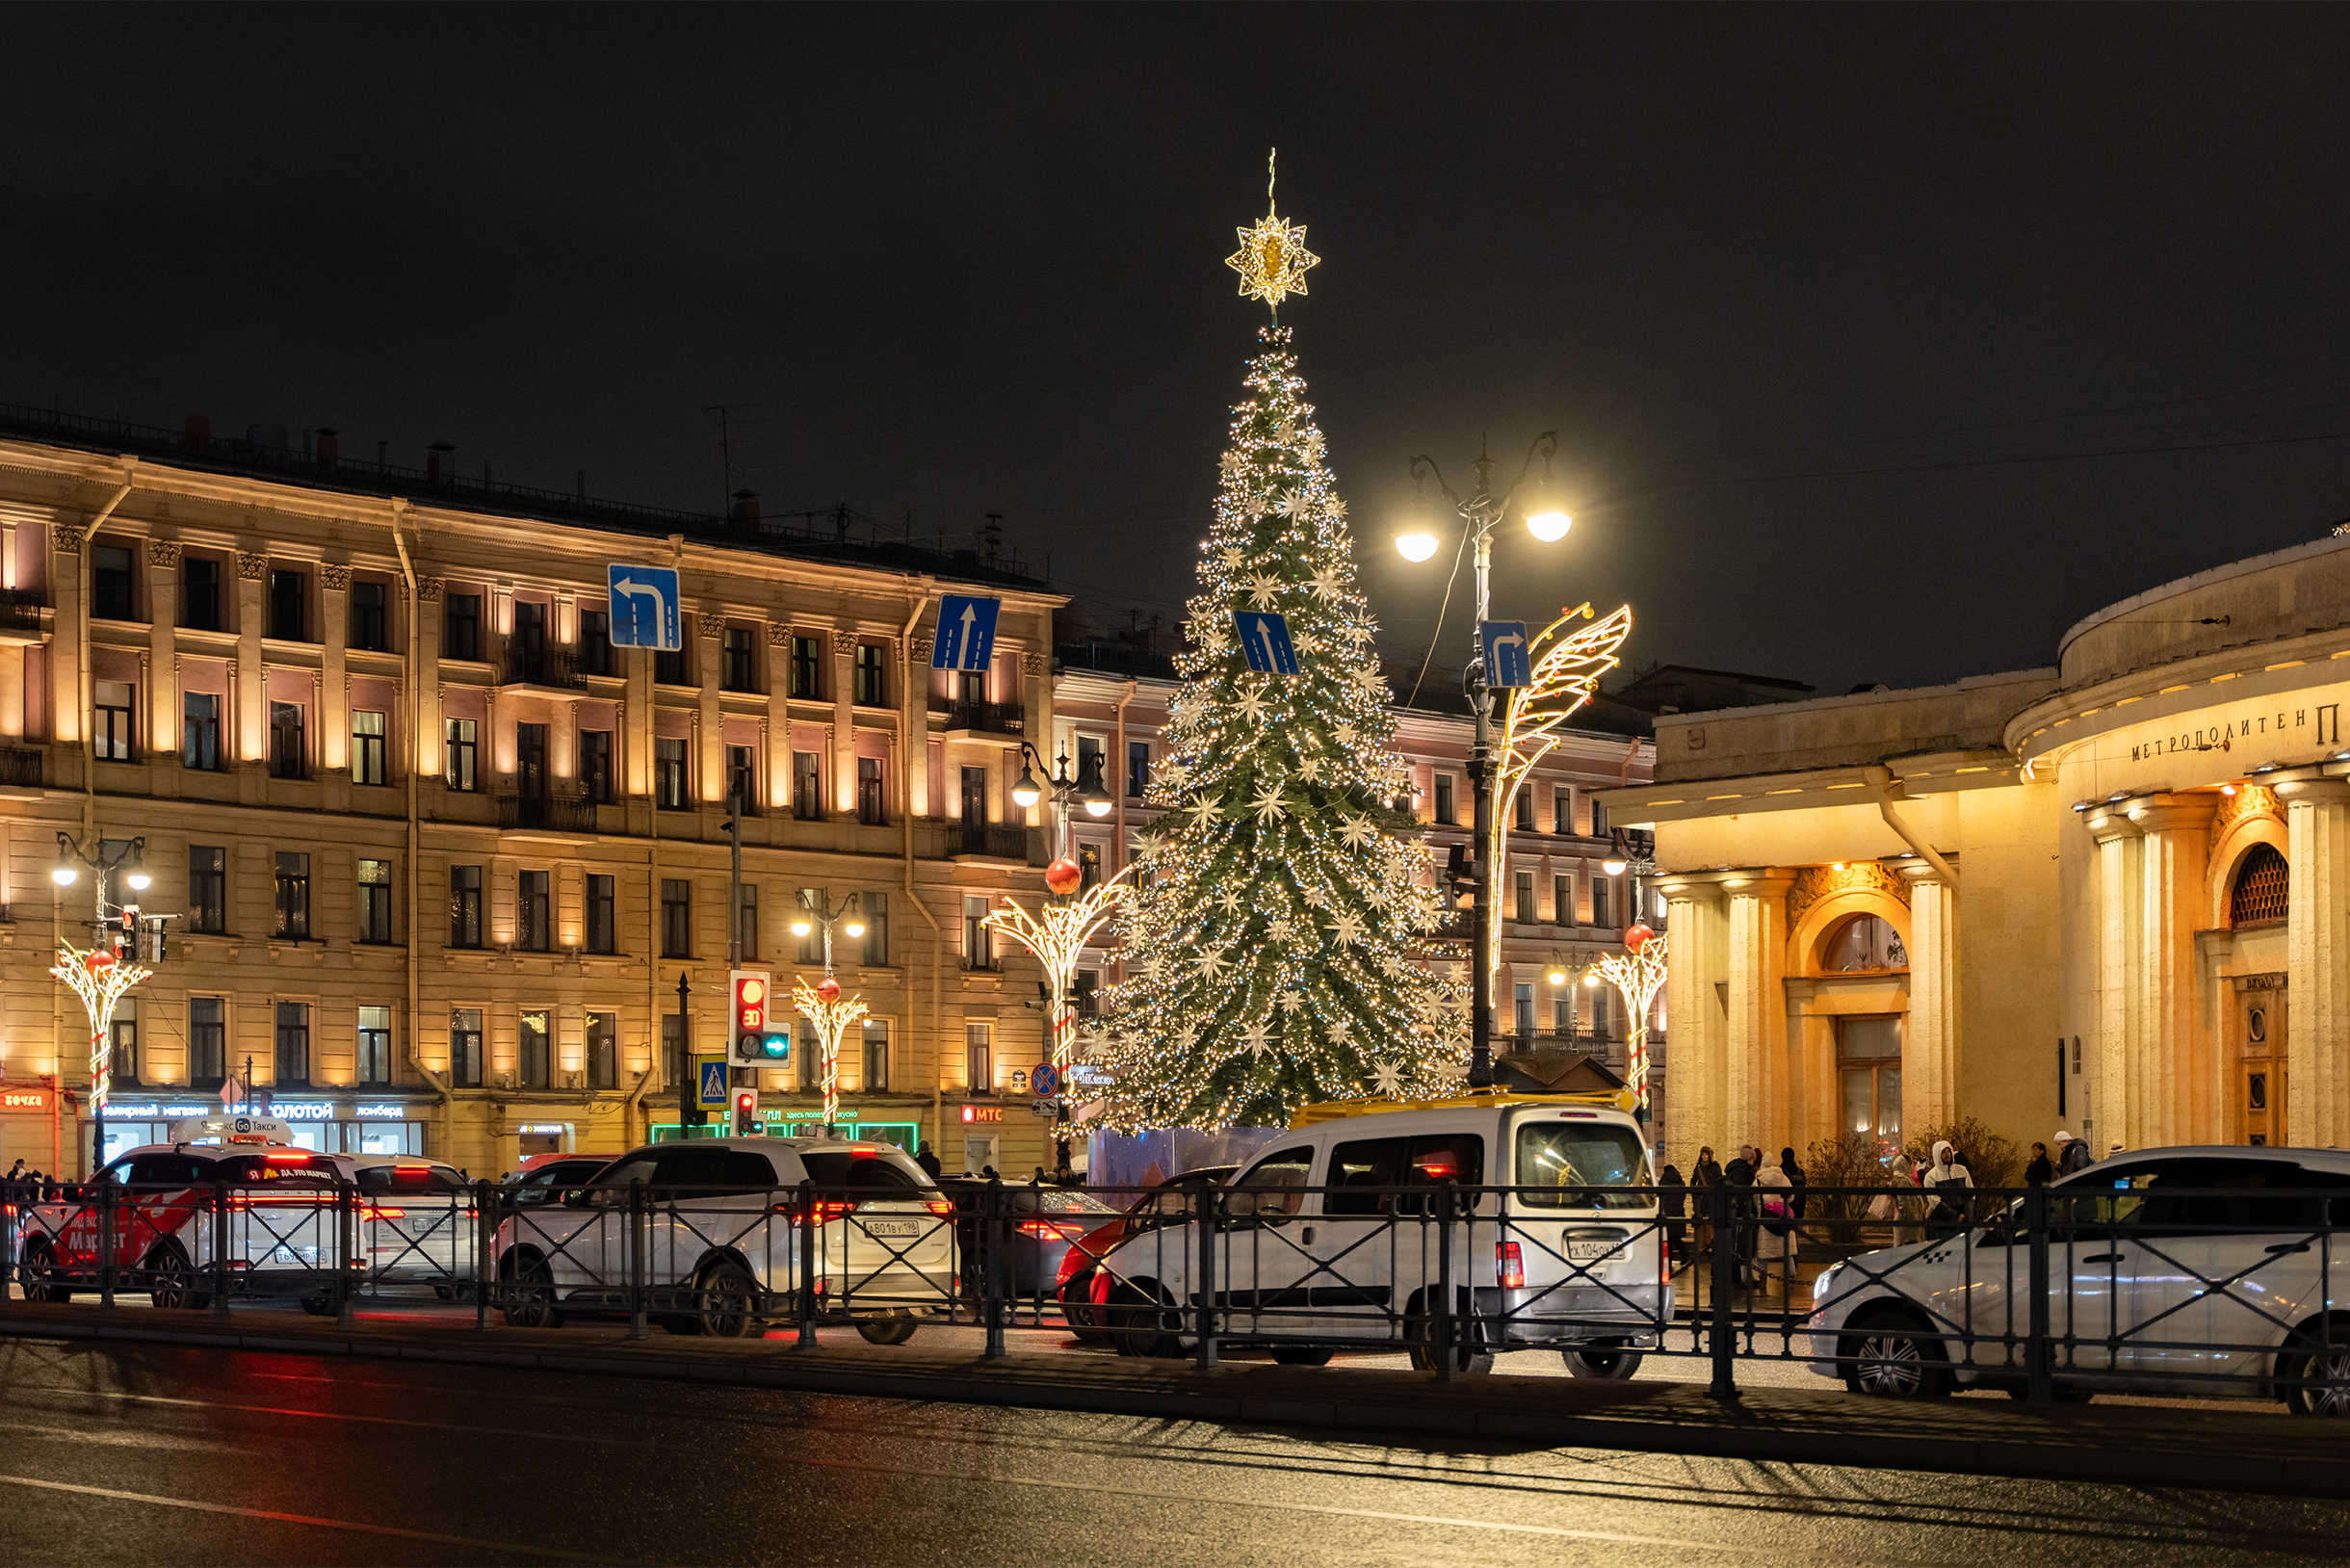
[1233,611,1300,675]
[1480,620,1532,689]
[932,594,1003,671]
[608,563,683,651]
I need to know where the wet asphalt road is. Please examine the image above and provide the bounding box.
[0,1338,2344,1567]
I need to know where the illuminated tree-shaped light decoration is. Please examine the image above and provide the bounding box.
[792,978,870,1130]
[1486,604,1633,1001]
[1584,928,1667,1119]
[985,865,1135,1081]
[51,943,153,1110]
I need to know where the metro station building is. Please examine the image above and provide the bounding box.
[1603,533,2350,1173]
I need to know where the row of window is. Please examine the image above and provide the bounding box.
[1508,870,1623,928]
[1509,984,1614,1039]
[91,547,898,704]
[1426,775,1610,837]
[107,996,398,1088]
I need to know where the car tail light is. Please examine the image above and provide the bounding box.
[770,1198,853,1222]
[1498,1241,1525,1291]
[1018,1220,1085,1239]
[926,1198,953,1216]
[363,1206,405,1221]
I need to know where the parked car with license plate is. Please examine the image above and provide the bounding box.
[1807,1145,2350,1413]
[1057,1166,1238,1342]
[347,1155,477,1294]
[490,1137,954,1341]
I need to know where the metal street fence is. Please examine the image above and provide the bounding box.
[12,1171,2350,1412]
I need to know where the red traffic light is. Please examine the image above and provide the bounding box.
[731,970,770,1032]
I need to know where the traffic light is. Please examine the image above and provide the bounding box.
[733,1086,760,1137]
[729,969,772,1065]
[757,1026,791,1062]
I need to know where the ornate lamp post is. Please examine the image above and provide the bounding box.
[1584,925,1667,1121]
[788,890,867,1133]
[1393,435,1574,1087]
[50,833,153,1172]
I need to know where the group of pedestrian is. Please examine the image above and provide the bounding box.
[1658,1142,1809,1300]
[2023,1130,2102,1186]
[3,1159,53,1206]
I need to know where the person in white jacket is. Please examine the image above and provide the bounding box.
[1922,1139,1972,1240]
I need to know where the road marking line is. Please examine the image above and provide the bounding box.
[0,1472,629,1562]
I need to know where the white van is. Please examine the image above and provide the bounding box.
[1093,1092,1669,1376]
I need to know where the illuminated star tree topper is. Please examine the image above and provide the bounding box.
[1225,148,1320,318]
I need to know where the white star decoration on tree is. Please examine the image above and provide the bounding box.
[1244,573,1283,609]
[1251,782,1288,823]
[1308,565,1345,599]
[1186,796,1221,827]
[1339,814,1376,849]
[1330,909,1364,945]
[1373,1061,1404,1097]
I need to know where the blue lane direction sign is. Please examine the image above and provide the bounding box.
[1234,611,1300,675]
[932,594,1003,671]
[1480,620,1533,689]
[608,564,683,651]
[695,1056,730,1112]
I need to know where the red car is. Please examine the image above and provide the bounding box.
[1057,1166,1236,1342]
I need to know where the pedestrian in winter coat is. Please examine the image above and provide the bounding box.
[2054,1131,2095,1177]
[1725,1146,1761,1278]
[1777,1147,1808,1220]
[1658,1163,1687,1265]
[1753,1160,1798,1296]
[1922,1140,1972,1238]
[2024,1143,2054,1185]
[1690,1148,1723,1279]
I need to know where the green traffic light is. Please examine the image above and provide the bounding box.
[761,1032,791,1059]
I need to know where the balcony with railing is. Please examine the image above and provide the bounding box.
[499,791,600,835]
[936,700,1025,737]
[0,589,46,645]
[0,746,40,789]
[500,644,589,693]
[952,822,1043,865]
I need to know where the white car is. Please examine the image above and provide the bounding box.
[1807,1144,2350,1414]
[16,1131,357,1312]
[348,1155,477,1293]
[490,1137,954,1341]
[1093,1092,1670,1376]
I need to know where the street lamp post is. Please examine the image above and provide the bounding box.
[50,833,152,1174]
[1009,742,1114,862]
[1395,435,1573,1089]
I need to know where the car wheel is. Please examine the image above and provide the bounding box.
[501,1255,564,1329]
[1109,1283,1185,1359]
[857,1315,920,1346]
[2283,1326,2350,1416]
[300,1292,339,1318]
[17,1241,66,1303]
[1841,1312,1950,1398]
[1270,1346,1333,1367]
[1059,1275,1102,1339]
[1564,1341,1643,1380]
[697,1262,763,1340]
[1404,1294,1494,1377]
[146,1243,208,1311]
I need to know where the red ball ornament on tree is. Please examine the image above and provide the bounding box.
[1624,923,1656,955]
[816,977,842,1004]
[1044,857,1083,896]
[85,950,117,973]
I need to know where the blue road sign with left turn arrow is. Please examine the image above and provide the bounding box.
[608,563,683,651]
[1480,620,1532,689]
[1234,611,1300,675]
[932,594,1003,671]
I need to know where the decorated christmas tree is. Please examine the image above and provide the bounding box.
[1088,169,1466,1132]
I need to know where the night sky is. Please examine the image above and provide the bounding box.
[9,7,2350,698]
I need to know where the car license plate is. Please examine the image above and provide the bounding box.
[1567,1233,1621,1262]
[862,1218,919,1238]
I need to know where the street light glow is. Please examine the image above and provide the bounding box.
[844,918,866,938]
[1010,766,1043,809]
[1395,531,1440,562]
[1603,856,1628,876]
[1526,507,1572,542]
[50,863,75,886]
[790,917,813,937]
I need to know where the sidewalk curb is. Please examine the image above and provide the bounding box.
[5,1311,2343,1499]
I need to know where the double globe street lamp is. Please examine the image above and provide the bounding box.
[1395,433,1573,1089]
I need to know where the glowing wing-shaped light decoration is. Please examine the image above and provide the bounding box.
[1226,148,1319,314]
[1483,603,1634,997]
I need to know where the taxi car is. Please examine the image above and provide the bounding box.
[13,1114,357,1311]
[1807,1144,2350,1413]
[1092,1092,1668,1376]
[490,1136,954,1341]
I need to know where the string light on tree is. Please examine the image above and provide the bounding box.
[1095,162,1465,1133]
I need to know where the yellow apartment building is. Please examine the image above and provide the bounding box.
[0,414,1066,1179]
